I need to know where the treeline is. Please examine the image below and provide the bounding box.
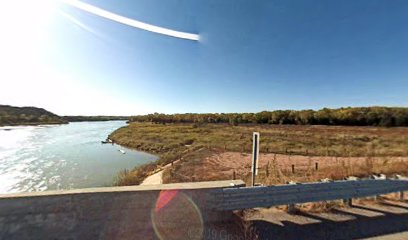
[130,107,408,127]
[0,105,67,126]
[63,116,129,122]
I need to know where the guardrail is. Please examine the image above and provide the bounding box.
[211,178,408,211]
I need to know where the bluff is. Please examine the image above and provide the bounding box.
[0,105,67,126]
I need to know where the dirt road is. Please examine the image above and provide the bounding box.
[141,159,181,185]
[141,170,163,185]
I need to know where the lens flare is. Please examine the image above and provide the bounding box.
[155,190,179,212]
[152,190,203,240]
[59,0,199,41]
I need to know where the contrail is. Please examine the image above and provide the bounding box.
[57,9,101,38]
[59,0,199,41]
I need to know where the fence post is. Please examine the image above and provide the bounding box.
[232,170,236,180]
[288,203,296,214]
[315,162,318,171]
[396,175,406,201]
[343,198,352,207]
[287,181,296,213]
[291,164,295,174]
[342,177,357,206]
[251,132,260,187]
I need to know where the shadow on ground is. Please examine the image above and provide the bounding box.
[249,200,408,240]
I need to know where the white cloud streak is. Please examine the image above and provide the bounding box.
[57,9,101,37]
[60,0,199,41]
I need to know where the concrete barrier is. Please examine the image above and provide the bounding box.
[0,180,245,240]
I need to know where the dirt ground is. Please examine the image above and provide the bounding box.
[245,197,408,240]
[206,152,408,173]
[162,150,408,185]
[144,151,408,239]
[141,160,181,185]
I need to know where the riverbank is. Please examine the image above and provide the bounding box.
[110,122,408,186]
[63,116,129,122]
[140,159,182,185]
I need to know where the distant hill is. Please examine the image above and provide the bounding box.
[63,116,129,122]
[0,105,67,126]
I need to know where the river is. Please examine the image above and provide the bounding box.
[0,121,157,194]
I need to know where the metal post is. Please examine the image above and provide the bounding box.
[287,181,296,213]
[343,198,352,207]
[288,204,296,214]
[251,132,260,187]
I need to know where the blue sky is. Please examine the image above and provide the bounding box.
[1,0,407,115]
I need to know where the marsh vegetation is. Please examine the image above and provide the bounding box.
[110,122,408,186]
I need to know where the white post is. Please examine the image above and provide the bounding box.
[251,132,260,187]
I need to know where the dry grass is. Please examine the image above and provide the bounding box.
[111,122,408,157]
[258,155,408,185]
[162,151,408,186]
[110,122,408,186]
[114,162,157,186]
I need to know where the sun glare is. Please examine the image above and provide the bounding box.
[0,0,58,56]
[0,0,57,30]
[0,0,59,109]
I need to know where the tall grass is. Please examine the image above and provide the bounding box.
[111,123,408,157]
[110,122,408,186]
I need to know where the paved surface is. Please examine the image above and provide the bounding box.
[141,170,163,185]
[247,199,408,240]
[362,231,408,240]
[141,159,181,185]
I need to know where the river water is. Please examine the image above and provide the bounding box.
[0,121,157,194]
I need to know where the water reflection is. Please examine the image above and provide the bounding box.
[0,121,157,193]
